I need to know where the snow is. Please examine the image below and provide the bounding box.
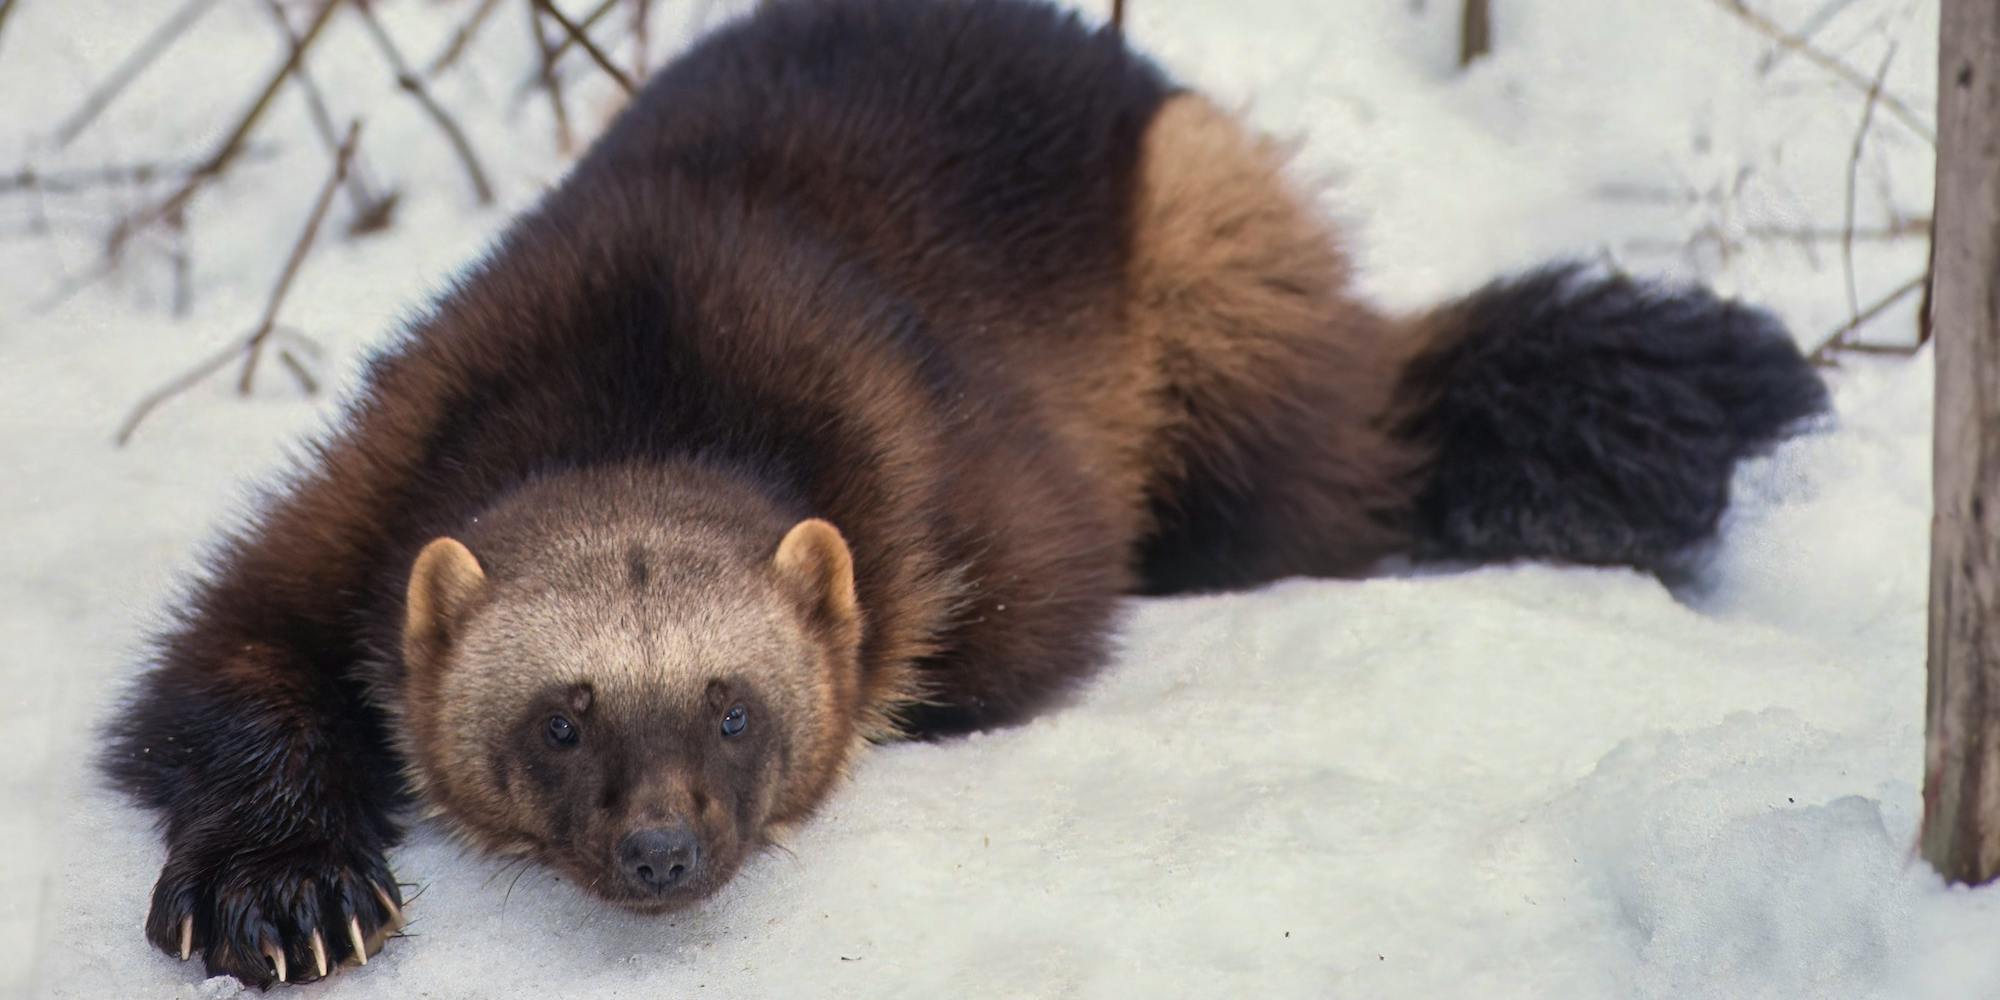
[0,0,1982,997]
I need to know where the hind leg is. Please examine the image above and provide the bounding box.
[1124,95,1422,594]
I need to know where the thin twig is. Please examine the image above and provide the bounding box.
[113,123,361,447]
[0,0,17,57]
[533,0,635,94]
[1746,220,1928,242]
[1707,0,1933,143]
[1842,43,1897,324]
[1459,0,1491,67]
[1917,217,1935,348]
[352,0,496,205]
[1808,273,1927,364]
[426,0,505,77]
[631,0,651,79]
[167,207,191,318]
[259,0,397,231]
[277,348,321,395]
[1756,0,1861,75]
[53,0,224,147]
[0,151,277,195]
[1111,0,1124,31]
[528,0,576,153]
[107,0,344,258]
[113,339,254,447]
[512,0,621,106]
[238,122,362,394]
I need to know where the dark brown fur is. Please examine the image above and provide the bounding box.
[101,0,1823,987]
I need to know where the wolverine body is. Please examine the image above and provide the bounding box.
[104,0,1826,986]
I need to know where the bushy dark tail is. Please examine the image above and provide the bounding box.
[1392,263,1829,572]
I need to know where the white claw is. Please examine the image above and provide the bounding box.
[348,916,368,966]
[310,929,328,979]
[373,883,405,930]
[263,942,287,984]
[178,917,192,961]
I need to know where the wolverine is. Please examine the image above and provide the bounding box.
[103,0,1828,987]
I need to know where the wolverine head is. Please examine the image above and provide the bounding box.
[397,467,863,910]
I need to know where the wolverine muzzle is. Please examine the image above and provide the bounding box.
[618,826,701,894]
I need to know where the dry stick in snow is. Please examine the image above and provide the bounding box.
[1806,273,1927,364]
[106,0,344,259]
[237,122,362,394]
[427,0,506,78]
[529,0,577,153]
[52,0,223,147]
[511,0,622,104]
[1756,0,1861,75]
[534,0,636,94]
[167,207,191,318]
[352,0,496,205]
[0,153,278,196]
[113,123,362,447]
[260,0,398,232]
[1708,0,1934,143]
[1841,42,1898,325]
[1917,216,1936,347]
[632,0,652,79]
[1460,0,1491,67]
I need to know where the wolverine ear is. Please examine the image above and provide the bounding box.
[773,518,859,635]
[404,536,487,673]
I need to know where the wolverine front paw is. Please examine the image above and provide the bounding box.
[145,836,405,986]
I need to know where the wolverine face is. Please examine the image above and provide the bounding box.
[398,485,863,912]
[496,663,789,908]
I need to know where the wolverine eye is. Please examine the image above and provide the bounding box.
[720,705,748,738]
[546,715,579,747]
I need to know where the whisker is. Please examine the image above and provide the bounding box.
[502,859,535,913]
[484,855,531,890]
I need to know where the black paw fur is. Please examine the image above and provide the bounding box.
[146,828,404,987]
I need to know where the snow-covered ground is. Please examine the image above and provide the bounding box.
[1,0,1978,997]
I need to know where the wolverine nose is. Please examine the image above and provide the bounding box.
[620,827,700,891]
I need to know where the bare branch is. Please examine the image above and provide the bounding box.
[426,0,506,78]
[167,207,192,318]
[277,347,321,396]
[1918,217,1936,347]
[112,338,253,447]
[1460,0,1491,67]
[107,0,344,258]
[631,0,652,78]
[115,123,362,447]
[533,0,635,94]
[1745,220,1928,242]
[1111,0,1124,32]
[239,122,363,394]
[53,0,223,147]
[512,0,621,107]
[528,0,577,153]
[1707,0,1934,143]
[1843,43,1898,324]
[260,0,399,231]
[0,151,277,195]
[1755,0,1862,75]
[1808,272,1927,364]
[351,0,496,205]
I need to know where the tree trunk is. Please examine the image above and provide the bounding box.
[1459,0,1491,67]
[1923,0,2000,885]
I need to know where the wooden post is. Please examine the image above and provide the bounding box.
[1922,0,2000,885]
